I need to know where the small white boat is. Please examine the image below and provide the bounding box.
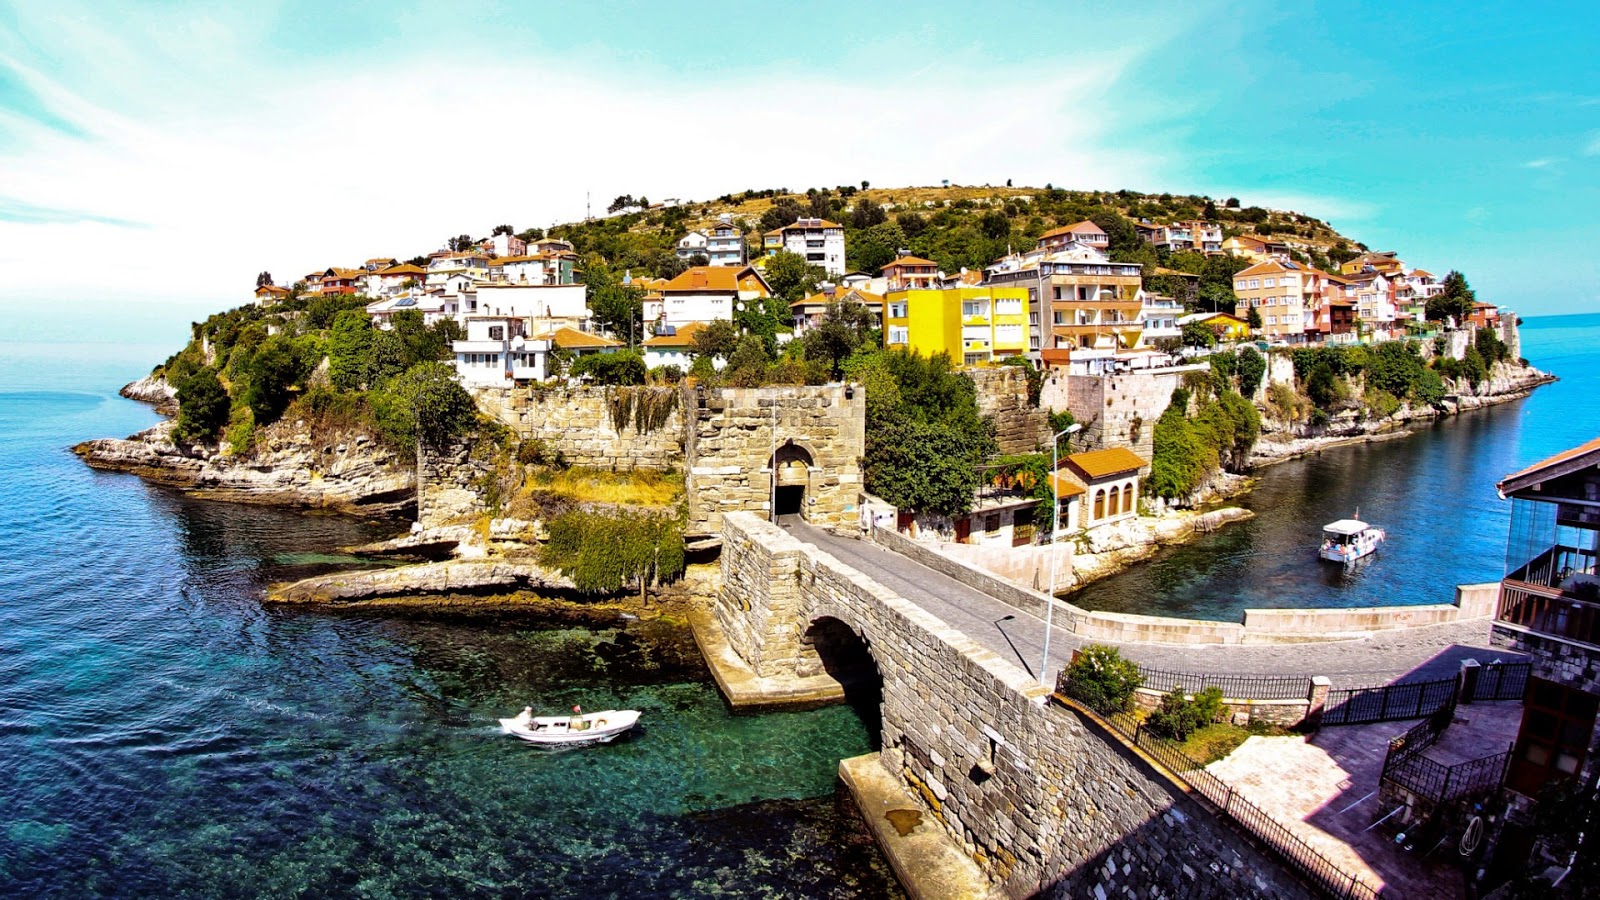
[1320,518,1385,564]
[498,706,641,746]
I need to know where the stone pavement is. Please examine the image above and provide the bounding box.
[784,520,1522,688]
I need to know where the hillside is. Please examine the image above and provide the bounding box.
[544,183,1370,299]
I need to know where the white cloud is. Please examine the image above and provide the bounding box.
[1522,157,1560,169]
[0,15,1178,317]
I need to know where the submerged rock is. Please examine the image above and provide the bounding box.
[267,559,574,604]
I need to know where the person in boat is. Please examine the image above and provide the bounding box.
[514,706,533,728]
[570,704,590,731]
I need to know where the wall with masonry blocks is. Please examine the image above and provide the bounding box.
[1490,624,1600,784]
[717,513,1307,899]
[1063,370,1184,458]
[968,366,1049,455]
[417,435,497,528]
[473,385,685,471]
[684,385,865,538]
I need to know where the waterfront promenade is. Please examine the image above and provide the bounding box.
[784,519,1515,687]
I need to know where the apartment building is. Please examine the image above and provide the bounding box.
[1035,220,1108,252]
[1232,258,1326,343]
[881,286,1031,366]
[760,217,846,275]
[1136,220,1224,254]
[882,255,941,291]
[985,241,1144,366]
[1139,293,1183,344]
[644,265,772,330]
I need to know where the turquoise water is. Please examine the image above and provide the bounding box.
[0,342,898,898]
[1073,314,1600,619]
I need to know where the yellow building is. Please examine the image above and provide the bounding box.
[882,286,1031,366]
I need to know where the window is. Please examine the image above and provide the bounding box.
[964,353,987,366]
[962,325,990,343]
[1109,486,1120,516]
[994,298,1022,315]
[985,513,1001,535]
[888,302,907,318]
[1247,279,1260,289]
[995,324,1023,343]
[1263,277,1277,288]
[1093,490,1105,520]
[888,326,909,344]
[488,325,505,340]
[962,300,989,318]
[1123,485,1134,514]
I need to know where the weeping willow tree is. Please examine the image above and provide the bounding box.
[540,508,685,597]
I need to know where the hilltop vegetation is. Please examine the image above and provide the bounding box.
[547,183,1368,315]
[157,296,477,454]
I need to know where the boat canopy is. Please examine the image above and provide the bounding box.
[1323,519,1370,536]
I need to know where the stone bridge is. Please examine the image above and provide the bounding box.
[715,513,1307,899]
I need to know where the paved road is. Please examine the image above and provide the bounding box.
[783,520,1517,689]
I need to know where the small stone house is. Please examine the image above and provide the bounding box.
[1060,447,1146,529]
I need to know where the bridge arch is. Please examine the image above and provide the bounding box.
[800,615,884,748]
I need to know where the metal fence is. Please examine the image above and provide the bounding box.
[1321,676,1459,726]
[1469,661,1530,702]
[1136,665,1312,701]
[1093,708,1384,900]
[1384,746,1512,805]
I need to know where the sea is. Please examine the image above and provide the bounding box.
[1072,313,1600,619]
[0,314,1594,897]
[0,343,898,896]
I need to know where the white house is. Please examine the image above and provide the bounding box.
[762,218,846,275]
[647,266,772,330]
[426,252,490,287]
[675,230,710,261]
[489,233,528,259]
[642,321,726,371]
[473,283,588,320]
[366,290,459,327]
[365,263,428,298]
[1139,293,1183,343]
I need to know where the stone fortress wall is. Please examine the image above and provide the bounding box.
[474,385,686,471]
[716,513,1307,899]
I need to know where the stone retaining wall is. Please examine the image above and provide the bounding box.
[417,435,497,528]
[1064,369,1187,458]
[719,513,1308,898]
[474,385,685,471]
[968,366,1049,455]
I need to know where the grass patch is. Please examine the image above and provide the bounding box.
[1175,721,1291,764]
[527,467,684,508]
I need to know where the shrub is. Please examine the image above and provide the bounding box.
[1063,645,1142,714]
[1236,346,1266,397]
[1145,685,1225,741]
[369,362,478,450]
[571,350,646,385]
[540,508,685,595]
[173,367,231,444]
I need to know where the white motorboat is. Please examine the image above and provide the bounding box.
[1319,518,1385,564]
[499,706,641,746]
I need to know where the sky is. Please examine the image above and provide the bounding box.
[1,0,1596,345]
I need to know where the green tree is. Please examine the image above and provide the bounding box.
[800,300,876,378]
[1182,320,1218,348]
[581,258,645,344]
[569,351,646,385]
[327,310,373,390]
[691,318,740,360]
[763,250,826,303]
[724,334,771,387]
[370,362,477,449]
[1146,686,1224,741]
[1427,270,1475,323]
[540,508,684,596]
[858,350,995,517]
[1246,306,1263,332]
[173,368,231,444]
[240,334,310,425]
[1236,346,1266,396]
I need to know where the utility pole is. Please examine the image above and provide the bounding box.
[1041,423,1082,686]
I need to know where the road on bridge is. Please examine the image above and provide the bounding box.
[782,520,1511,689]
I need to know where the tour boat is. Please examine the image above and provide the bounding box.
[499,706,641,746]
[1319,518,1385,564]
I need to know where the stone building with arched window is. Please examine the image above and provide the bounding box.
[1059,447,1146,531]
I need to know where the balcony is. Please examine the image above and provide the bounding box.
[453,339,507,353]
[1499,580,1600,648]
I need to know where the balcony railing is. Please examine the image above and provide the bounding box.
[1498,579,1600,646]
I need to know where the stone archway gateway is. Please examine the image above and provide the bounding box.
[771,440,814,519]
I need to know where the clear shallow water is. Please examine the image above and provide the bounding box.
[1072,313,1600,620]
[0,343,897,898]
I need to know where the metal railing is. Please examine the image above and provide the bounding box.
[1322,676,1458,726]
[1384,746,1512,805]
[1136,665,1312,701]
[1468,661,1530,702]
[1088,708,1384,900]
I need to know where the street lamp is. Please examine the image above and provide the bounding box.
[1041,422,1083,686]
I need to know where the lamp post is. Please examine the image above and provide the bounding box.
[1041,422,1082,685]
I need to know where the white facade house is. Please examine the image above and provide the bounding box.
[364,264,429,298]
[675,230,710,261]
[489,233,528,259]
[473,283,588,320]
[1139,293,1183,343]
[647,266,771,330]
[767,218,846,275]
[453,315,530,387]
[705,218,745,266]
[367,290,459,328]
[426,253,490,287]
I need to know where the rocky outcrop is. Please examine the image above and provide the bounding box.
[267,559,573,603]
[73,417,415,517]
[1250,360,1554,468]
[120,374,178,415]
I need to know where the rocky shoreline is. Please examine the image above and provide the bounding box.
[1249,362,1553,469]
[74,383,417,517]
